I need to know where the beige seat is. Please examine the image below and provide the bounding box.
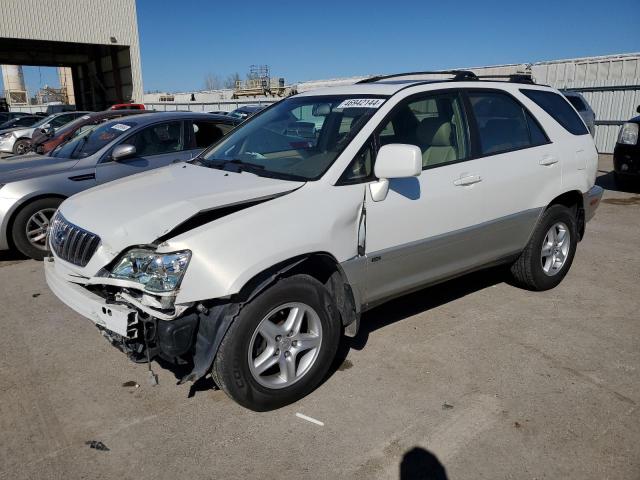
[415,117,457,167]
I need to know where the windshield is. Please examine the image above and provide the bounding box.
[198,95,386,180]
[33,114,59,128]
[50,120,138,159]
[52,114,93,138]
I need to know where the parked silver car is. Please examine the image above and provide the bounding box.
[562,90,596,136]
[0,111,89,155]
[0,112,240,259]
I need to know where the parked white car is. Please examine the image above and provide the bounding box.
[45,71,603,410]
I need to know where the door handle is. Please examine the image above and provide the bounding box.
[539,155,558,166]
[453,174,482,186]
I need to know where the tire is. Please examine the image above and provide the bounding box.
[212,274,341,411]
[13,139,31,156]
[11,197,62,260]
[510,204,578,291]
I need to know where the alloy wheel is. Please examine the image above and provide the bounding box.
[248,302,323,389]
[540,221,570,276]
[25,208,57,251]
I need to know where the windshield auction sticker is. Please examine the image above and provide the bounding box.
[111,123,131,132]
[336,98,385,109]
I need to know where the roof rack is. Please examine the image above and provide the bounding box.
[473,73,535,84]
[356,71,535,85]
[356,70,478,84]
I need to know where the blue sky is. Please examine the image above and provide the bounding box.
[5,0,640,95]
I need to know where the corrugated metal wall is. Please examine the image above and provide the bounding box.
[532,54,640,153]
[0,0,143,102]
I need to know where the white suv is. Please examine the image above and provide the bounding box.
[45,71,603,411]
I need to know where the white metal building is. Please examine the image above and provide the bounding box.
[0,0,143,110]
[144,53,639,153]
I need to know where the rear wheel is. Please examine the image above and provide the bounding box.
[510,204,578,291]
[11,198,62,260]
[13,139,31,155]
[212,274,340,411]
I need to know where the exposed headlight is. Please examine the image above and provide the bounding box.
[618,122,638,145]
[109,249,191,293]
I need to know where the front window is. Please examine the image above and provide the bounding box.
[197,95,386,181]
[50,120,138,159]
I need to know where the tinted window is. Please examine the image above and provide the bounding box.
[378,92,468,168]
[521,89,589,135]
[123,121,184,156]
[190,121,233,148]
[12,116,39,127]
[564,94,586,111]
[468,91,534,155]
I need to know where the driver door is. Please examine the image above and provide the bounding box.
[95,120,191,184]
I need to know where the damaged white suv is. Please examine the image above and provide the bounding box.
[46,71,603,411]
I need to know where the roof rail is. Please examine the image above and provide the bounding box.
[356,71,535,85]
[473,73,535,84]
[356,70,478,84]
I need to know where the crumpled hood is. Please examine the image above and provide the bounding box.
[59,162,304,255]
[0,153,78,183]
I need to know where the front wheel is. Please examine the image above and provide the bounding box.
[11,197,62,260]
[212,274,341,411]
[13,139,31,155]
[510,204,578,291]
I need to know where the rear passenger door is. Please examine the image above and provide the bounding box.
[464,89,561,232]
[185,119,235,157]
[95,120,191,184]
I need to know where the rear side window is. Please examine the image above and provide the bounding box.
[521,89,589,135]
[468,91,548,155]
[126,121,184,156]
[189,121,234,148]
[564,94,586,112]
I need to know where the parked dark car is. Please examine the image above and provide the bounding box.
[0,111,31,123]
[613,105,640,188]
[0,115,42,132]
[33,110,147,154]
[228,105,266,120]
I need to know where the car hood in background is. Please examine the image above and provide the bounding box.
[59,162,304,255]
[0,153,79,183]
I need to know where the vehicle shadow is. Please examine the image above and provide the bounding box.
[0,249,27,263]
[329,265,508,375]
[596,169,640,194]
[400,447,449,480]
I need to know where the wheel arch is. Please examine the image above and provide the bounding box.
[546,190,585,239]
[236,252,360,336]
[5,193,66,249]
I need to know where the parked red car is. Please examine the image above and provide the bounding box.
[33,110,146,154]
[109,103,145,110]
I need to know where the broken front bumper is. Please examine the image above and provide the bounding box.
[44,257,136,337]
[45,258,200,362]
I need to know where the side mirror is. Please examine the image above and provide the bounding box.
[112,144,136,161]
[636,105,640,114]
[370,144,422,202]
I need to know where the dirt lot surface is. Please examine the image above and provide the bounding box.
[0,155,638,479]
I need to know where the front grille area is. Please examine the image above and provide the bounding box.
[49,213,101,267]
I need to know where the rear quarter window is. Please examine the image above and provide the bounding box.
[521,89,589,136]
